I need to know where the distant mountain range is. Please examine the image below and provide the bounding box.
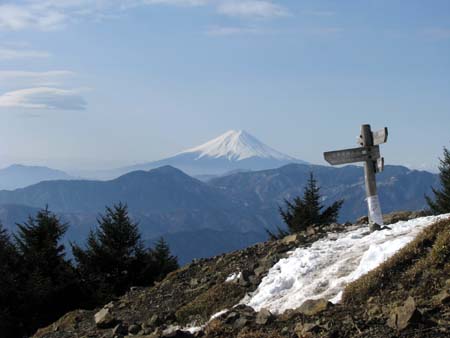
[94,130,308,179]
[3,130,305,188]
[0,163,439,264]
[0,164,73,190]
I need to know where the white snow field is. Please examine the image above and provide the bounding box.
[243,214,450,314]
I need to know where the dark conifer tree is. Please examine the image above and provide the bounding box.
[72,203,148,301]
[14,207,81,335]
[151,237,179,281]
[426,146,450,214]
[269,172,343,239]
[0,224,22,338]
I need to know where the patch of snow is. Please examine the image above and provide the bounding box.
[226,272,242,282]
[210,309,229,321]
[162,325,181,335]
[177,130,299,162]
[185,325,202,334]
[167,323,202,335]
[243,214,450,314]
[182,309,230,334]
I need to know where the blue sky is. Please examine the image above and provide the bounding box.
[0,0,449,172]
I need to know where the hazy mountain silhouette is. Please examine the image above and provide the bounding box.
[0,164,73,190]
[0,164,439,263]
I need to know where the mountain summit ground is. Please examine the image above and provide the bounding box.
[33,212,450,338]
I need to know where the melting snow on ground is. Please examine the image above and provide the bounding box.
[181,309,230,334]
[243,214,450,314]
[226,272,242,283]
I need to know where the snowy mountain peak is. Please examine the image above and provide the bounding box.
[178,130,298,162]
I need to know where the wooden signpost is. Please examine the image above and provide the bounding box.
[324,124,388,231]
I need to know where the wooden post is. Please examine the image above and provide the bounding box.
[360,125,384,229]
[324,124,388,232]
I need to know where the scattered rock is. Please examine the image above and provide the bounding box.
[369,223,382,232]
[253,266,266,277]
[238,270,251,287]
[281,234,298,244]
[232,317,248,330]
[383,210,428,224]
[105,301,115,309]
[162,326,195,337]
[94,308,117,328]
[356,211,430,227]
[435,289,450,305]
[306,226,316,236]
[34,310,86,338]
[233,304,255,317]
[328,223,341,231]
[225,312,239,324]
[113,323,128,335]
[367,304,382,318]
[295,322,319,336]
[297,299,332,316]
[356,216,369,225]
[128,323,141,335]
[162,330,194,338]
[248,276,259,286]
[145,314,160,328]
[387,296,422,331]
[255,308,273,325]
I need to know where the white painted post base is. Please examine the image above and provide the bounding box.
[367,195,384,226]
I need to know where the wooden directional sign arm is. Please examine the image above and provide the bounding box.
[358,127,388,146]
[324,146,380,165]
[373,127,388,146]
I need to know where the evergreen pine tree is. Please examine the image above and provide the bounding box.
[14,207,81,335]
[426,146,450,214]
[72,203,148,301]
[269,172,344,239]
[151,237,179,281]
[0,224,22,338]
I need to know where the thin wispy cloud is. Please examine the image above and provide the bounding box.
[0,70,75,87]
[140,0,210,6]
[308,27,343,36]
[0,47,51,60]
[0,70,74,80]
[33,0,210,10]
[0,1,290,31]
[302,10,335,17]
[0,4,66,31]
[422,28,450,40]
[217,0,288,19]
[206,26,261,36]
[0,87,87,110]
[0,0,211,31]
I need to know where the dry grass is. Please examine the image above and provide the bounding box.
[237,329,284,338]
[175,282,246,325]
[342,218,450,306]
[33,310,87,338]
[204,320,284,338]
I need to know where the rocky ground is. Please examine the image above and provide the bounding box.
[33,212,449,338]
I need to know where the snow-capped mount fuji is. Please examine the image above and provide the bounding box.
[124,130,307,176]
[177,130,298,162]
